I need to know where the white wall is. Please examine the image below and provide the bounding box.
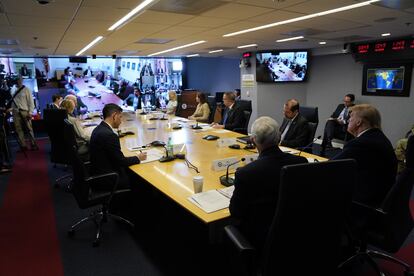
[243,53,414,146]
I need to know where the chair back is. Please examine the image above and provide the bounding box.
[299,106,319,150]
[405,135,414,169]
[261,159,356,275]
[207,96,217,123]
[369,136,414,252]
[43,108,69,164]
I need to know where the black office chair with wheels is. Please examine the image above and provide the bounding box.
[63,120,134,247]
[207,96,217,124]
[299,106,318,153]
[340,136,414,276]
[43,108,72,189]
[225,159,356,276]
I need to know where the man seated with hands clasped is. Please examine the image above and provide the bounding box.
[279,99,309,149]
[90,104,147,190]
[212,92,245,130]
[229,116,307,250]
[320,93,355,156]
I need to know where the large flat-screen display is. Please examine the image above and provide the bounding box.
[362,63,412,97]
[256,50,308,82]
[69,56,87,63]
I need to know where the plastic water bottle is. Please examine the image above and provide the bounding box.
[167,137,174,157]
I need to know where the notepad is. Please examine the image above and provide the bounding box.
[188,186,235,213]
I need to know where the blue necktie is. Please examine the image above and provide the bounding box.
[223,109,229,125]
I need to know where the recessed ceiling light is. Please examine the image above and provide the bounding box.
[223,0,380,37]
[76,36,104,56]
[237,44,257,49]
[276,36,304,42]
[381,33,391,37]
[319,41,327,45]
[148,40,206,57]
[186,54,199,57]
[208,49,223,53]
[108,0,157,31]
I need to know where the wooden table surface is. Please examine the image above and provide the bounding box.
[83,112,327,224]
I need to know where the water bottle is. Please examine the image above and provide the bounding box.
[167,137,174,157]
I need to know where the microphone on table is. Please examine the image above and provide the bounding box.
[220,158,246,187]
[159,145,175,162]
[192,121,202,130]
[297,135,321,156]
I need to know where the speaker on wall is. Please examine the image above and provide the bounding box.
[112,54,116,59]
[92,54,96,59]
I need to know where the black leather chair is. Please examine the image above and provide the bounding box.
[225,159,356,276]
[43,108,71,188]
[299,106,318,153]
[340,136,414,276]
[233,110,251,135]
[63,120,134,247]
[207,96,217,124]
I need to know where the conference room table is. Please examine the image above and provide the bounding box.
[75,77,122,110]
[83,110,327,230]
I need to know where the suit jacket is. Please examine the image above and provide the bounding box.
[331,103,354,123]
[332,128,397,207]
[230,147,308,250]
[90,122,139,187]
[221,102,245,131]
[279,114,309,148]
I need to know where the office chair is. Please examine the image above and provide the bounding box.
[233,110,251,135]
[339,136,414,276]
[299,106,319,153]
[225,159,356,276]
[43,108,72,189]
[207,96,217,123]
[63,120,134,247]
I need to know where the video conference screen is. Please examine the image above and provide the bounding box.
[256,51,308,82]
[362,63,412,97]
[366,67,404,90]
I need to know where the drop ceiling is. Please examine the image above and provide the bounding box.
[0,0,413,57]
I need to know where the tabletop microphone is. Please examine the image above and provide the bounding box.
[192,121,202,130]
[159,145,175,162]
[220,158,246,187]
[297,135,321,156]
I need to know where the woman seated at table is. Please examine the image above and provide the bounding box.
[166,90,178,115]
[188,92,210,123]
[60,99,90,157]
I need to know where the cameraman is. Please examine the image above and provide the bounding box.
[10,78,38,151]
[0,78,12,173]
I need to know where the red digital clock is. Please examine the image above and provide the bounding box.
[374,42,386,52]
[410,39,414,49]
[392,40,405,51]
[357,44,369,53]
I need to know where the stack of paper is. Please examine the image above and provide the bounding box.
[188,186,235,213]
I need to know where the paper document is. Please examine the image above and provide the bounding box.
[139,148,164,164]
[217,186,235,199]
[279,146,299,154]
[188,190,230,213]
[212,129,230,134]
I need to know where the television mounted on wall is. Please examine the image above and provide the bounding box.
[362,63,412,97]
[69,56,87,63]
[256,50,309,82]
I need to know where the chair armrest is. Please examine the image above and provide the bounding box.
[224,225,256,254]
[352,200,387,216]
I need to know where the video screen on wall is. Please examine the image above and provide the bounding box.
[362,63,412,97]
[121,58,183,92]
[256,51,308,82]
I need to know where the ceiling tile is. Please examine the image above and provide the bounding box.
[235,0,310,9]
[178,16,237,28]
[283,0,361,14]
[1,0,79,19]
[75,6,130,22]
[131,10,195,25]
[247,10,305,24]
[8,14,70,28]
[201,3,273,19]
[82,0,139,9]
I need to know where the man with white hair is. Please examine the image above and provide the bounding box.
[229,116,307,250]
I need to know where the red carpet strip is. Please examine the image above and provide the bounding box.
[0,140,64,276]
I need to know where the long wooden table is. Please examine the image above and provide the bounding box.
[92,112,327,224]
[75,78,122,111]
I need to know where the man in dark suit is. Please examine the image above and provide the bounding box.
[332,104,397,207]
[279,99,309,148]
[90,104,147,190]
[50,94,62,109]
[20,64,29,77]
[320,94,355,156]
[230,116,307,250]
[212,92,246,131]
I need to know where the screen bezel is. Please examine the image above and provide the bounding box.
[362,63,412,97]
[255,50,309,83]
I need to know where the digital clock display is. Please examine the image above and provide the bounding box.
[374,42,386,52]
[410,40,414,49]
[392,40,405,51]
[358,44,369,53]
